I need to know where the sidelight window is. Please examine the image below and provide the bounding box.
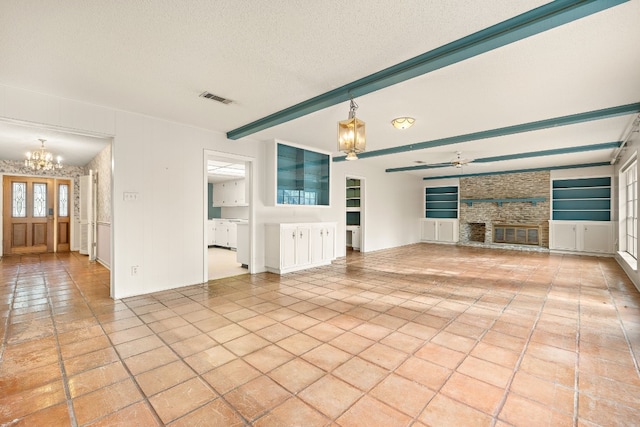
[59,184,69,217]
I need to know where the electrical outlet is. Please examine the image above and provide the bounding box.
[124,192,139,201]
[131,266,139,276]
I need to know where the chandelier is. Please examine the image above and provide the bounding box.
[25,139,63,171]
[338,98,366,161]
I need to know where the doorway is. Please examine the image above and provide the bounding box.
[2,175,71,255]
[346,175,364,253]
[204,151,253,281]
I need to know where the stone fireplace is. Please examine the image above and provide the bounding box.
[458,171,550,248]
[464,222,487,243]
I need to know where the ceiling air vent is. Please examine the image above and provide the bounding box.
[199,91,233,105]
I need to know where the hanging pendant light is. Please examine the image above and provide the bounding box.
[25,139,63,171]
[338,98,365,160]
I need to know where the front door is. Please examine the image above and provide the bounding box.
[2,175,71,255]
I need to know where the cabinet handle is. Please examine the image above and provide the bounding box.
[299,232,303,238]
[292,231,296,239]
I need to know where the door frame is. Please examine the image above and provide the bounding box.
[203,150,255,281]
[345,173,365,253]
[1,173,74,256]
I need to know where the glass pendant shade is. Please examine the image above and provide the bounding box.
[338,99,366,160]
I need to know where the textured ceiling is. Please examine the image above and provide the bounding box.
[0,0,638,176]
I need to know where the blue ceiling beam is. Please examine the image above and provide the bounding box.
[423,162,611,180]
[337,102,640,162]
[227,0,628,140]
[386,141,621,172]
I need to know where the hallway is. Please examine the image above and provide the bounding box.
[1,245,639,426]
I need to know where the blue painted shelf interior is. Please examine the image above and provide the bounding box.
[277,143,330,206]
[552,177,611,221]
[461,197,546,207]
[425,186,459,219]
[346,178,361,225]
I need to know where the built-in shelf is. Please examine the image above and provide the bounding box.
[346,178,361,226]
[461,197,546,207]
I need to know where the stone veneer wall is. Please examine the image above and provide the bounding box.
[459,171,551,248]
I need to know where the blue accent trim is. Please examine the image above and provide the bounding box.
[553,187,611,199]
[426,201,459,210]
[462,198,546,207]
[552,177,611,188]
[388,142,621,172]
[228,0,629,140]
[553,199,611,210]
[367,103,639,165]
[553,211,610,221]
[426,211,458,219]
[425,186,458,194]
[422,162,611,180]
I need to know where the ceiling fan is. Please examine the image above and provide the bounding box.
[418,151,474,169]
[450,151,474,168]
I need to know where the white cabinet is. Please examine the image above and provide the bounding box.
[549,222,578,251]
[214,220,228,246]
[236,223,249,267]
[549,221,613,254]
[227,222,237,249]
[213,220,239,249]
[421,219,459,243]
[265,222,336,274]
[207,220,216,246]
[346,226,360,250]
[213,179,246,207]
[311,224,335,263]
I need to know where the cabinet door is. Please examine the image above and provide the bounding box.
[215,221,228,246]
[208,222,216,246]
[296,226,312,266]
[351,228,360,250]
[234,180,246,205]
[550,222,577,250]
[421,220,437,241]
[228,223,237,249]
[582,223,612,253]
[212,184,224,206]
[322,226,335,260]
[438,221,455,242]
[281,227,297,269]
[310,226,324,263]
[222,183,234,205]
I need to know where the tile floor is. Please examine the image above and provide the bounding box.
[1,244,639,426]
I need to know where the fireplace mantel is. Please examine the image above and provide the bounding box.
[461,197,546,207]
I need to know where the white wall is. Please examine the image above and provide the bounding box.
[1,84,424,299]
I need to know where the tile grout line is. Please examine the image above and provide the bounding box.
[119,286,253,426]
[573,270,583,427]
[489,259,559,427]
[58,252,166,427]
[44,255,80,427]
[0,257,16,368]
